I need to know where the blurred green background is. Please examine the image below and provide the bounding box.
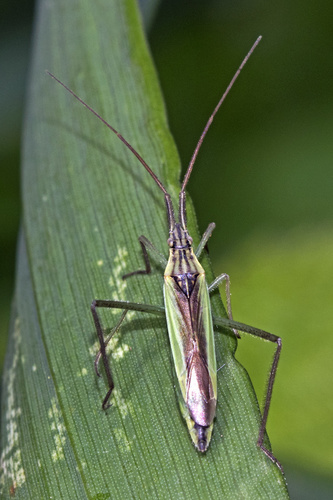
[1,0,333,498]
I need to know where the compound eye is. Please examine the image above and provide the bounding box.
[188,236,193,245]
[167,237,173,247]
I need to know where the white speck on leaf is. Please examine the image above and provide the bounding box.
[0,318,26,492]
[111,388,133,419]
[108,246,134,319]
[114,428,132,452]
[48,398,67,462]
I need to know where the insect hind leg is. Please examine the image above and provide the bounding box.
[213,315,283,472]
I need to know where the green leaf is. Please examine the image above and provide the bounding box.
[0,0,289,498]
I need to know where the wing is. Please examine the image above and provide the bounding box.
[163,273,217,413]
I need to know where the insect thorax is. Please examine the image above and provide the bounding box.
[164,225,205,297]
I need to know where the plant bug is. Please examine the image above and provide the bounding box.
[48,35,283,471]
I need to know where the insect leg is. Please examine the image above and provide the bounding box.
[213,315,283,471]
[94,310,128,378]
[91,299,165,408]
[122,236,167,279]
[195,223,216,259]
[208,273,240,339]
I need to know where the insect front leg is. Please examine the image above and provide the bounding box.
[208,273,240,339]
[91,299,165,409]
[195,222,216,259]
[122,235,167,279]
[195,223,239,339]
[213,315,283,472]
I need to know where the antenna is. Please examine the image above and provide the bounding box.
[46,71,169,196]
[47,35,261,232]
[181,36,262,193]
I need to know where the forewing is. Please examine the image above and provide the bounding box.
[189,274,217,399]
[163,274,217,403]
[164,276,190,402]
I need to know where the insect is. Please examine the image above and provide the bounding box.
[48,35,283,470]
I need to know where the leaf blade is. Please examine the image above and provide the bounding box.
[1,0,289,498]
